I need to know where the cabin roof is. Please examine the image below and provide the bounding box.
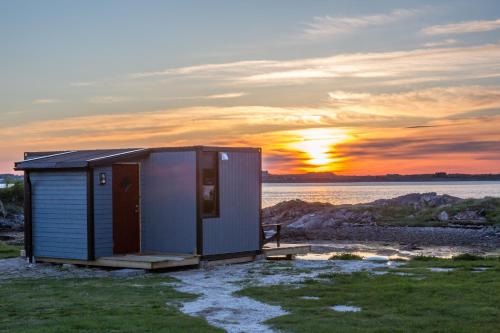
[14,146,260,170]
[15,148,147,170]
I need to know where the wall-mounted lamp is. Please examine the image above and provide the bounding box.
[99,172,107,185]
[220,152,229,161]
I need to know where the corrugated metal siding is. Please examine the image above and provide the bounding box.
[141,151,197,253]
[93,166,113,257]
[31,171,88,259]
[203,151,260,255]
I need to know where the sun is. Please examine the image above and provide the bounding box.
[289,128,350,172]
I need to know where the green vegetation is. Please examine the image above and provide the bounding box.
[0,241,21,259]
[355,197,500,227]
[238,257,500,333]
[0,181,23,206]
[0,181,24,214]
[452,253,485,261]
[0,276,222,333]
[328,253,363,260]
[446,197,500,225]
[411,255,438,261]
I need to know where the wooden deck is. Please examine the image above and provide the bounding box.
[35,245,312,269]
[262,243,311,258]
[36,253,200,270]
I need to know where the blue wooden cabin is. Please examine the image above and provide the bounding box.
[15,146,262,264]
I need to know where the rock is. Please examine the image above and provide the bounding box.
[437,211,449,222]
[263,194,500,248]
[372,192,461,209]
[401,244,422,251]
[331,305,361,312]
[0,200,6,218]
[365,255,389,262]
[0,213,24,232]
[453,211,486,223]
[111,268,146,276]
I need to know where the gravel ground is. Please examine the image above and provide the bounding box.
[284,225,500,248]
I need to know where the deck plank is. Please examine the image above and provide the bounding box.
[262,244,311,257]
[36,253,200,270]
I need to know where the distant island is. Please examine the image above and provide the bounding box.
[3,172,500,185]
[262,171,500,183]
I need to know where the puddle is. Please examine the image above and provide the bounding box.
[309,241,487,259]
[300,296,320,300]
[471,267,490,272]
[365,255,389,262]
[429,267,454,272]
[331,305,361,312]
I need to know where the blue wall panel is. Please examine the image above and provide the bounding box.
[203,151,261,255]
[31,171,88,260]
[141,151,197,254]
[93,166,113,257]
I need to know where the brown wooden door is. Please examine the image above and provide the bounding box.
[112,164,140,254]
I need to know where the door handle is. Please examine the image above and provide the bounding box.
[134,204,139,214]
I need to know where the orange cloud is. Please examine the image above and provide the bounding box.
[328,86,500,117]
[2,95,499,174]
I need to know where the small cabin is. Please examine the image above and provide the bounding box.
[15,146,264,267]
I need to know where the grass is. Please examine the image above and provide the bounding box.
[238,257,500,333]
[0,241,21,259]
[0,276,223,333]
[328,253,363,260]
[452,253,485,261]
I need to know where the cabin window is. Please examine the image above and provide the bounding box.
[200,151,219,218]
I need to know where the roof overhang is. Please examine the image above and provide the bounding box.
[14,148,150,171]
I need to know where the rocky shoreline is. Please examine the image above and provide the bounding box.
[2,192,500,249]
[263,193,500,249]
[283,225,499,248]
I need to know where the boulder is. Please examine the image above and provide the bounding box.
[372,192,460,209]
[453,211,486,223]
[437,211,449,222]
[0,199,6,218]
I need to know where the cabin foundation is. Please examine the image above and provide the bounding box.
[32,244,311,270]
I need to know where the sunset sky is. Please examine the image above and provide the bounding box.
[1,1,500,174]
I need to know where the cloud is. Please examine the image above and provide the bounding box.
[337,137,500,160]
[330,116,500,174]
[205,92,247,99]
[32,99,62,104]
[89,96,134,104]
[2,105,499,174]
[327,86,500,117]
[129,60,273,79]
[303,8,421,39]
[70,81,96,87]
[422,39,458,48]
[128,43,500,87]
[422,19,500,35]
[0,104,420,155]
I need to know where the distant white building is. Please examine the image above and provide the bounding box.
[0,178,14,189]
